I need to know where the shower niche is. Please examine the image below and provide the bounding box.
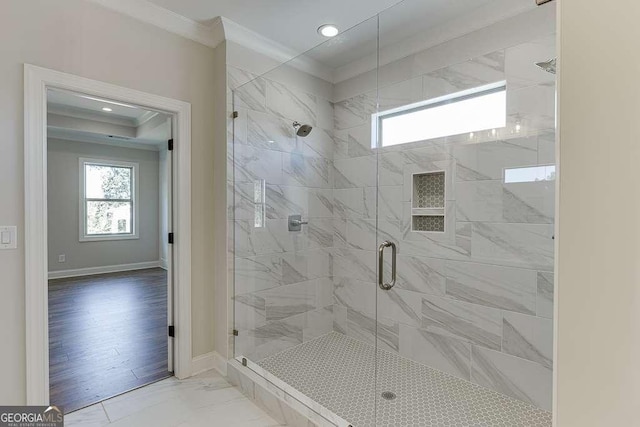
[411,171,445,232]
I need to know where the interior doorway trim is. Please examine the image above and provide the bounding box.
[24,64,193,405]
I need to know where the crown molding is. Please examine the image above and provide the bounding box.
[220,17,334,83]
[48,127,162,151]
[85,0,225,49]
[48,104,137,127]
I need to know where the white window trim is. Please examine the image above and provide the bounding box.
[79,157,140,242]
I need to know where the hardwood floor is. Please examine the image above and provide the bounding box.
[48,268,171,413]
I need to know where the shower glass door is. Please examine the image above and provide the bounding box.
[231,15,382,426]
[373,0,557,425]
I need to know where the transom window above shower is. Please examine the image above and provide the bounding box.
[374,82,507,148]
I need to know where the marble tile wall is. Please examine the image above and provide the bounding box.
[229,63,337,363]
[330,34,556,411]
[228,27,556,413]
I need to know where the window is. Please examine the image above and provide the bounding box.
[80,158,139,241]
[504,165,556,183]
[375,82,507,148]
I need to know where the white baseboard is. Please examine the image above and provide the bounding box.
[160,257,168,270]
[48,260,161,279]
[192,351,228,377]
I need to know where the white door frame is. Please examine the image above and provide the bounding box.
[24,64,193,405]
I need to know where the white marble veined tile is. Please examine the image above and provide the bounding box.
[378,152,405,186]
[265,80,317,127]
[537,131,556,165]
[536,271,554,319]
[333,248,376,282]
[234,144,283,185]
[502,312,553,368]
[471,345,552,411]
[242,316,304,361]
[456,176,554,224]
[265,185,308,220]
[421,294,503,350]
[453,138,537,182]
[280,249,330,285]
[333,188,366,218]
[261,281,318,322]
[316,97,335,132]
[301,306,334,342]
[445,260,537,315]
[307,219,335,249]
[346,308,399,353]
[455,180,505,222]
[332,304,348,335]
[471,222,554,270]
[378,288,424,328]
[334,93,376,131]
[343,219,377,250]
[235,293,267,331]
[345,123,374,158]
[315,277,334,308]
[230,182,256,221]
[422,51,505,100]
[333,156,377,189]
[375,186,404,221]
[394,254,447,296]
[246,110,298,152]
[308,188,334,218]
[507,84,556,134]
[235,219,307,257]
[234,255,282,295]
[332,129,349,160]
[230,107,248,147]
[229,67,267,113]
[282,153,332,188]
[399,323,471,380]
[332,276,376,315]
[503,181,555,224]
[373,76,424,112]
[302,127,335,159]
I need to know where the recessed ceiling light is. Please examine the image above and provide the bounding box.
[102,107,113,112]
[318,24,339,38]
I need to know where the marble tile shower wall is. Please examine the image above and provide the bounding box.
[331,35,556,411]
[228,64,338,363]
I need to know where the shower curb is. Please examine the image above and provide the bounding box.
[226,359,349,427]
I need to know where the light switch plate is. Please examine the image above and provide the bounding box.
[0,226,17,249]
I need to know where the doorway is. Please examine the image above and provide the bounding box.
[45,88,174,412]
[24,64,193,408]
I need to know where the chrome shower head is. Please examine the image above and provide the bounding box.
[293,121,313,137]
[535,58,557,75]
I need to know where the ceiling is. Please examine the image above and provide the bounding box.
[47,89,171,150]
[147,0,403,53]
[145,0,537,70]
[48,89,152,123]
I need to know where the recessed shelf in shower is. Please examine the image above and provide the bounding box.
[411,171,445,232]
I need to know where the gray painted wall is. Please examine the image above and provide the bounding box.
[47,139,160,272]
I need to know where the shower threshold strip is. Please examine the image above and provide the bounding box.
[237,356,352,427]
[244,332,551,427]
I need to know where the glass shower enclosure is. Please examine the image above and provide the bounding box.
[231,0,556,425]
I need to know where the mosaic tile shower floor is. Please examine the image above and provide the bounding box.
[257,332,551,427]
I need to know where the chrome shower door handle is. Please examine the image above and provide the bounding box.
[378,241,397,291]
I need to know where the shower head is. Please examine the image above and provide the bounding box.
[535,58,557,75]
[293,121,313,137]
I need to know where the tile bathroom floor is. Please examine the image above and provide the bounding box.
[64,370,282,427]
[258,332,552,427]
